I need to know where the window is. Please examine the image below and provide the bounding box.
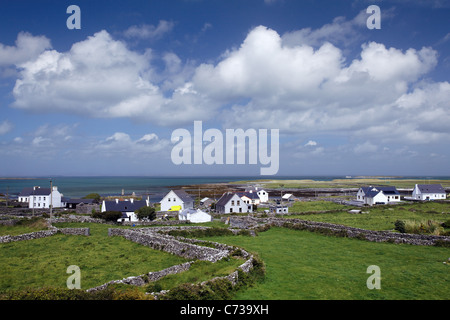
[230,208,233,213]
[168,198,171,201]
[43,197,46,201]
[231,200,235,205]
[237,200,240,205]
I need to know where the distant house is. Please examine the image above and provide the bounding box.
[245,186,269,203]
[178,208,212,223]
[282,193,295,201]
[412,184,446,201]
[215,193,253,214]
[19,186,64,209]
[238,191,261,206]
[356,186,401,206]
[101,198,150,222]
[270,205,289,214]
[160,190,194,212]
[66,198,95,210]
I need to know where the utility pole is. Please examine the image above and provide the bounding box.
[50,178,53,222]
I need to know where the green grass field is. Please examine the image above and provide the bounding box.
[287,201,450,231]
[1,201,449,300]
[203,227,450,300]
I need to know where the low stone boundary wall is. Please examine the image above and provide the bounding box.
[229,216,450,246]
[86,261,195,293]
[0,227,90,243]
[108,228,229,262]
[0,229,58,243]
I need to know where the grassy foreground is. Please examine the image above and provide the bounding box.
[204,227,450,300]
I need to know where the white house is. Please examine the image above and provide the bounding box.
[21,186,64,209]
[101,198,150,222]
[239,191,261,206]
[245,186,269,203]
[160,189,194,212]
[356,186,401,206]
[215,193,253,214]
[178,208,212,223]
[270,205,289,214]
[412,184,446,201]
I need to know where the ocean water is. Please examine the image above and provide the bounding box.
[0,176,342,200]
[0,176,448,201]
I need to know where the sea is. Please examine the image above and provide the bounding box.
[0,176,448,202]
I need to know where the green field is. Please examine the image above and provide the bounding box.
[288,201,450,231]
[203,228,450,300]
[1,200,449,300]
[0,223,243,294]
[231,178,450,190]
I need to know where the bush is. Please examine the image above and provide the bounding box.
[135,206,156,221]
[396,219,445,235]
[91,210,122,222]
[442,219,450,228]
[394,220,406,233]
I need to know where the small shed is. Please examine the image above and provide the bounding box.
[178,209,212,223]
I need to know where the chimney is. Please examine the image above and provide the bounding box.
[130,198,134,203]
[115,199,119,204]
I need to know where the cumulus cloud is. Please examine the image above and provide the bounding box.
[11,30,213,126]
[188,25,445,152]
[8,22,449,152]
[0,32,51,67]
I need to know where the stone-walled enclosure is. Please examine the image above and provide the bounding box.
[0,215,258,299]
[227,216,450,246]
[2,212,449,299]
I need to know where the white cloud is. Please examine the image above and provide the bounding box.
[304,140,317,147]
[97,132,170,156]
[123,20,174,40]
[11,30,212,126]
[0,32,51,67]
[0,120,13,135]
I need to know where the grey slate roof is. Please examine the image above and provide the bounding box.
[216,193,236,207]
[237,191,260,200]
[172,190,194,203]
[416,184,445,193]
[361,186,399,198]
[67,198,94,204]
[103,200,148,212]
[19,187,56,197]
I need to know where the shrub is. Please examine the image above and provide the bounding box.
[394,220,406,233]
[92,211,122,222]
[398,219,445,235]
[442,219,450,228]
[135,206,156,221]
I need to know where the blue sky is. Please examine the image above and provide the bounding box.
[0,0,449,177]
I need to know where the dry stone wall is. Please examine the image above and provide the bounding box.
[108,228,229,262]
[229,216,450,246]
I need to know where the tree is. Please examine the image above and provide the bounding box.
[136,206,156,221]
